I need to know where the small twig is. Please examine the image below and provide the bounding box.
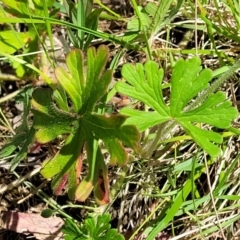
[17,180,49,204]
[0,167,41,194]
[203,153,226,240]
[0,89,21,103]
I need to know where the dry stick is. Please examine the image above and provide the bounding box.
[203,153,226,240]
[195,0,198,56]
[0,167,41,194]
[0,89,21,104]
[143,58,240,159]
[12,171,73,219]
[17,179,50,204]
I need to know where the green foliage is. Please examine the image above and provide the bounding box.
[1,1,240,239]
[116,57,238,157]
[62,214,124,240]
[199,0,240,45]
[125,0,184,43]
[146,178,192,239]
[0,0,56,77]
[63,0,102,50]
[0,88,35,170]
[31,46,140,203]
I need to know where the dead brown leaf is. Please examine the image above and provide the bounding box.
[0,211,64,240]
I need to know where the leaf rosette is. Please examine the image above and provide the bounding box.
[31,46,140,204]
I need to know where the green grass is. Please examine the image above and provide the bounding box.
[0,0,240,239]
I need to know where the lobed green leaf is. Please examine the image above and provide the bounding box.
[34,46,140,203]
[170,57,212,116]
[55,63,83,112]
[32,88,77,143]
[116,57,238,157]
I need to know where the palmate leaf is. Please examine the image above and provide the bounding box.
[32,46,140,203]
[62,214,124,240]
[81,214,124,239]
[31,88,77,143]
[116,57,238,157]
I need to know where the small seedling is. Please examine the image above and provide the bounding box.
[62,214,124,240]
